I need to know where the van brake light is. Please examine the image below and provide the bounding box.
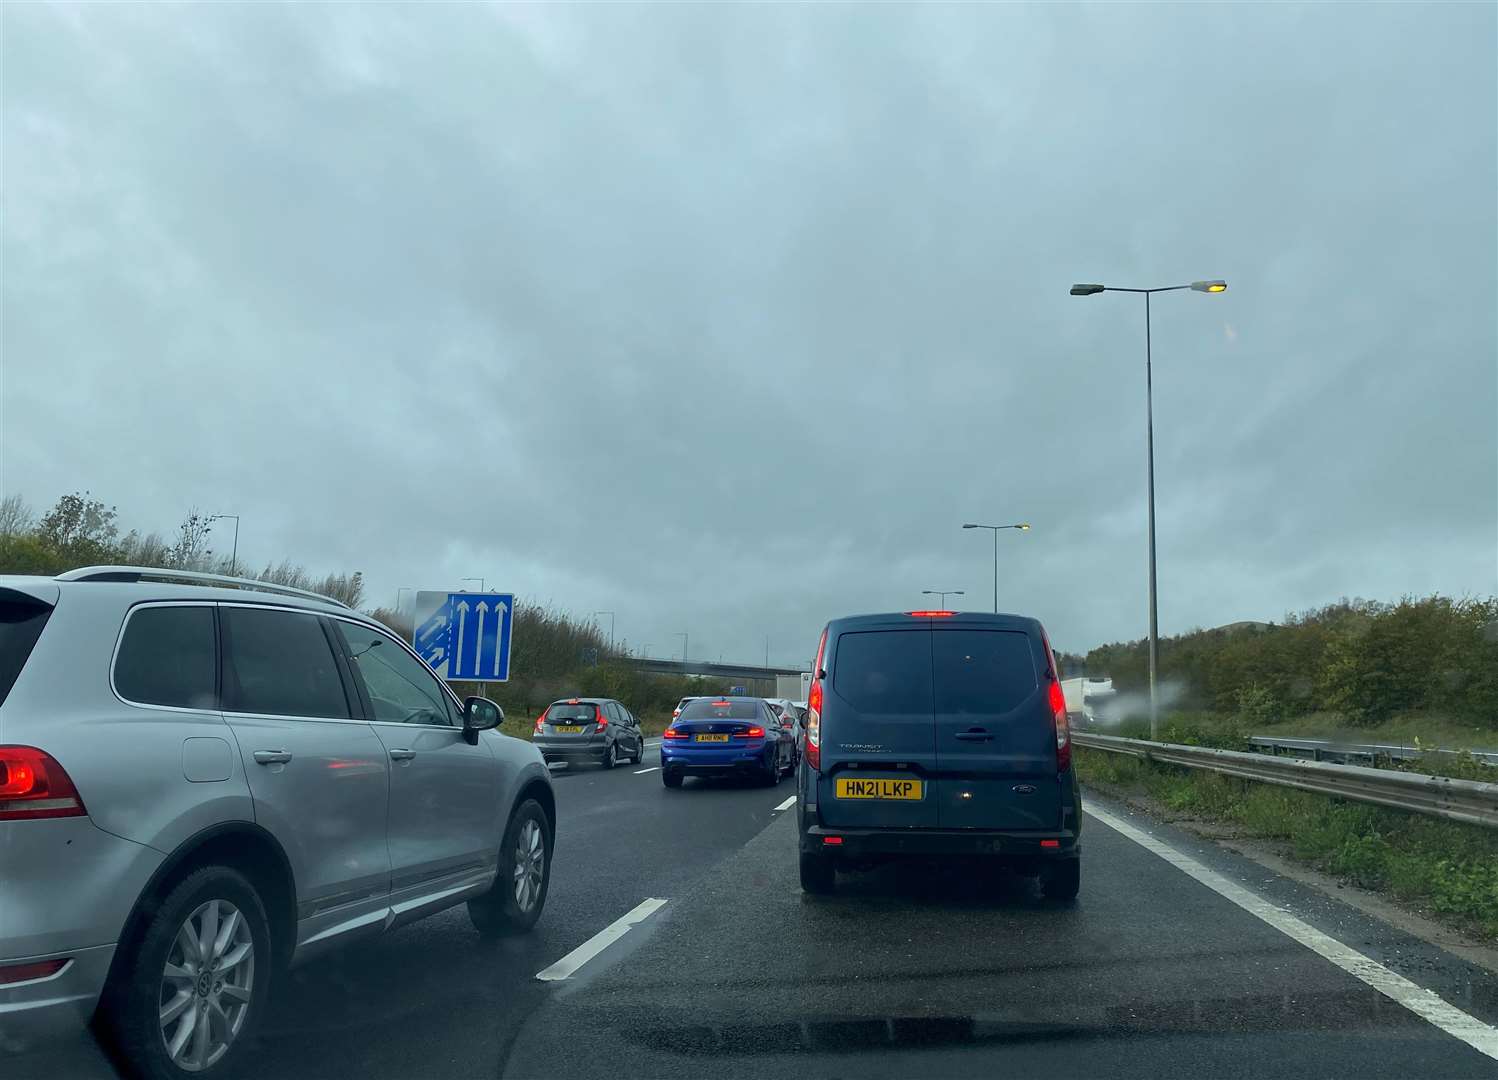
[805,626,828,771]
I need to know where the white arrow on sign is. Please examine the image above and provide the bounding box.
[475,601,489,676]
[491,600,508,675]
[455,601,470,670]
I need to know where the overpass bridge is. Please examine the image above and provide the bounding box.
[621,656,802,683]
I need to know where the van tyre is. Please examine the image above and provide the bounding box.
[799,851,836,895]
[98,865,271,1080]
[469,799,551,937]
[1040,858,1080,902]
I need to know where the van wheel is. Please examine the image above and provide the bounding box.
[800,851,835,894]
[1040,858,1080,902]
[98,866,271,1080]
[469,800,551,936]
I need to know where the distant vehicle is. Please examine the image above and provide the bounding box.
[660,696,795,788]
[533,697,644,769]
[0,568,555,1077]
[765,699,801,766]
[671,696,700,720]
[796,610,1080,899]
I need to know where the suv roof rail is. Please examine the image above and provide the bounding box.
[55,566,354,609]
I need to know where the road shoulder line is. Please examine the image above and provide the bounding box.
[1086,803,1498,1061]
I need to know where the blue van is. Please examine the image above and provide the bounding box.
[796,610,1081,898]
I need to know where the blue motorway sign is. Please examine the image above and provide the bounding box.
[412,590,514,682]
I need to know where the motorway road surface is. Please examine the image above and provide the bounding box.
[11,740,1498,1079]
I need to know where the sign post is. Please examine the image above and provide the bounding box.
[412,590,515,682]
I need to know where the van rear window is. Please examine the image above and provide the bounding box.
[0,597,52,707]
[832,631,933,714]
[932,630,1037,714]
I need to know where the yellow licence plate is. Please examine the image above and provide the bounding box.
[835,777,924,800]
[695,733,730,743]
[553,725,584,734]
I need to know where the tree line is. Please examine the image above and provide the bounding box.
[1085,596,1498,730]
[0,492,364,606]
[2,491,728,718]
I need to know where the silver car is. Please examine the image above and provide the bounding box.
[0,567,555,1079]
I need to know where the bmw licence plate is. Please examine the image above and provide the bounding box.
[695,733,730,743]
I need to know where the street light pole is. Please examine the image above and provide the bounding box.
[593,611,615,651]
[460,576,486,592]
[674,632,689,662]
[1070,278,1226,739]
[922,589,964,608]
[209,515,240,576]
[960,523,1031,612]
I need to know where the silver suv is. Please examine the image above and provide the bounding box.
[0,568,555,1079]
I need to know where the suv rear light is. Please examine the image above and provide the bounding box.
[0,747,86,821]
[805,626,828,771]
[662,726,688,740]
[594,706,608,732]
[0,958,69,985]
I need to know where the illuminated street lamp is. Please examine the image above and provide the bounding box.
[1070,278,1227,737]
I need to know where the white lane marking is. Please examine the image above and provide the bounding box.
[1086,804,1498,1062]
[535,897,669,982]
[634,766,660,775]
[773,795,797,811]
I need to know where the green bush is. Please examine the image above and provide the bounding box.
[1087,597,1498,733]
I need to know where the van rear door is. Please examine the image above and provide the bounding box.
[931,627,1061,830]
[816,626,938,829]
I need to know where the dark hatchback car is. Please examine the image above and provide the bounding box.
[533,697,645,769]
[796,611,1080,898]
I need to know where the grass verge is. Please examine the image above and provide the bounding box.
[1076,748,1498,942]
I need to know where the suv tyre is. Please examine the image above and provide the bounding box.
[98,866,271,1080]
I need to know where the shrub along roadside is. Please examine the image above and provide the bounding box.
[1075,748,1498,942]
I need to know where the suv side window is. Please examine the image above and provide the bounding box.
[221,607,351,718]
[338,621,455,726]
[114,604,217,709]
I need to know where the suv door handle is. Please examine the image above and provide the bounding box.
[253,750,293,765]
[387,748,416,763]
[954,729,993,742]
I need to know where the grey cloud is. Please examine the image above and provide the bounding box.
[2,3,1493,666]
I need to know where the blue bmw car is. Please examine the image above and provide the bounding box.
[660,696,796,788]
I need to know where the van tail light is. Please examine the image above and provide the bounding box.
[1041,632,1071,772]
[662,726,688,740]
[805,626,828,771]
[0,747,86,821]
[594,706,608,732]
[742,726,765,739]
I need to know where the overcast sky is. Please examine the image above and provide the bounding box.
[3,3,1494,666]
